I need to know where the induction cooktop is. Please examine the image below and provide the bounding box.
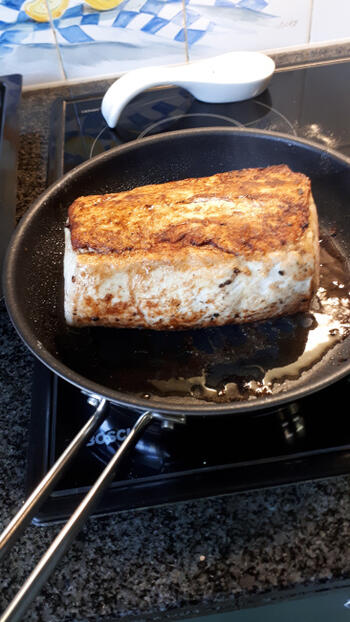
[27,58,350,525]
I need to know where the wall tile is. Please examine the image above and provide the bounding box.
[52,0,187,81]
[310,0,350,43]
[185,0,312,61]
[5,0,348,87]
[0,1,65,86]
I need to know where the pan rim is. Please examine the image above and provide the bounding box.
[4,126,350,416]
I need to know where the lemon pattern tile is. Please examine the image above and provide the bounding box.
[0,0,64,84]
[0,0,311,84]
[0,0,188,82]
[24,0,69,21]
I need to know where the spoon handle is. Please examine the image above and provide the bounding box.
[102,65,175,128]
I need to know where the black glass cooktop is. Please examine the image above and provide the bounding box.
[47,59,350,185]
[28,360,350,525]
[28,59,350,525]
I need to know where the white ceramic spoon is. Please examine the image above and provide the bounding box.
[101,51,275,129]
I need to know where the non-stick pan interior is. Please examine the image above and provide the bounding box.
[5,128,350,414]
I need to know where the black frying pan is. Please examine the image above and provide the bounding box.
[2,127,350,621]
[4,127,350,415]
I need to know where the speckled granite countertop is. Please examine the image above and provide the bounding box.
[2,48,350,622]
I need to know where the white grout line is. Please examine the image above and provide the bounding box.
[181,0,190,63]
[43,0,68,82]
[307,0,315,45]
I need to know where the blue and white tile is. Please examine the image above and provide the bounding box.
[51,0,188,81]
[0,0,64,86]
[185,0,312,61]
[310,0,350,44]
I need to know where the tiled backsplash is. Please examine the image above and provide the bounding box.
[0,0,349,86]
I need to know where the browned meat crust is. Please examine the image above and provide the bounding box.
[65,164,319,329]
[68,164,311,259]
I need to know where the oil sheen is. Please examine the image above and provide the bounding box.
[145,233,350,402]
[58,233,350,403]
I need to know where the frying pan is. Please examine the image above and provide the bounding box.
[2,127,350,621]
[5,127,350,414]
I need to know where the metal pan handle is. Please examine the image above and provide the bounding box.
[1,408,173,622]
[0,397,108,560]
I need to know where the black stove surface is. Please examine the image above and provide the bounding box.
[28,360,350,525]
[28,59,350,524]
[47,59,350,185]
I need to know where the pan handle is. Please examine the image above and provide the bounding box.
[0,409,185,622]
[0,397,108,561]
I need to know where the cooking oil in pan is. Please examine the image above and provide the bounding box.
[145,233,350,402]
[58,233,350,403]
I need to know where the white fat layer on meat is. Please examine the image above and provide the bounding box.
[97,277,130,302]
[64,227,315,328]
[64,228,77,325]
[136,256,311,326]
[65,228,130,322]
